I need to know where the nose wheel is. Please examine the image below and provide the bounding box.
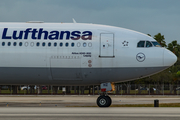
[97,82,114,107]
[97,95,112,107]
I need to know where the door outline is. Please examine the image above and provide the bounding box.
[99,33,115,58]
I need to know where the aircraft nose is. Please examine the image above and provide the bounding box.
[164,49,177,66]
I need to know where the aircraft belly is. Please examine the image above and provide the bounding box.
[51,68,82,80]
[50,58,82,80]
[0,67,168,85]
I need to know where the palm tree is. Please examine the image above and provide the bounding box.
[167,40,179,56]
[154,33,167,47]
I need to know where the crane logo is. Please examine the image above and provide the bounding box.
[136,53,145,62]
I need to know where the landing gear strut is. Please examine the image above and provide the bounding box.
[96,82,115,107]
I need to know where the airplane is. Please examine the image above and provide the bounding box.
[0,21,177,107]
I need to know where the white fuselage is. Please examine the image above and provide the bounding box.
[0,22,177,85]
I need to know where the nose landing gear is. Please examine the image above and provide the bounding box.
[97,95,112,107]
[96,82,115,107]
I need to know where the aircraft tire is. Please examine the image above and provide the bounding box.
[97,95,111,107]
[106,96,112,107]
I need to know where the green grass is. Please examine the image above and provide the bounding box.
[0,89,179,95]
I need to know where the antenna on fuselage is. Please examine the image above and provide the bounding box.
[72,18,77,23]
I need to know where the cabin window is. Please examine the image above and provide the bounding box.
[65,43,69,47]
[25,42,28,47]
[36,42,40,46]
[151,41,161,47]
[83,42,87,47]
[88,42,92,47]
[71,43,74,47]
[13,42,17,46]
[42,42,46,47]
[8,42,11,46]
[19,42,22,46]
[30,42,34,47]
[60,42,63,47]
[137,41,145,47]
[2,42,5,46]
[48,42,51,47]
[54,42,57,47]
[77,42,81,47]
[145,41,153,47]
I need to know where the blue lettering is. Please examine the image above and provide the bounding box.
[1,28,93,40]
[32,29,38,39]
[2,28,11,39]
[81,31,92,40]
[49,31,59,40]
[71,31,81,40]
[60,31,70,40]
[24,28,32,39]
[38,28,48,40]
[12,31,23,40]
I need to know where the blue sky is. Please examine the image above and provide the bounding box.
[0,0,179,44]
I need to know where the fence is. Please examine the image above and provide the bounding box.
[0,84,180,95]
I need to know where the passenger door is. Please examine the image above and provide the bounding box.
[100,33,114,57]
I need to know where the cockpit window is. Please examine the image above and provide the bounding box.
[146,41,153,47]
[137,41,145,47]
[151,41,161,47]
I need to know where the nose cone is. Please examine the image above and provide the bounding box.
[164,49,177,66]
